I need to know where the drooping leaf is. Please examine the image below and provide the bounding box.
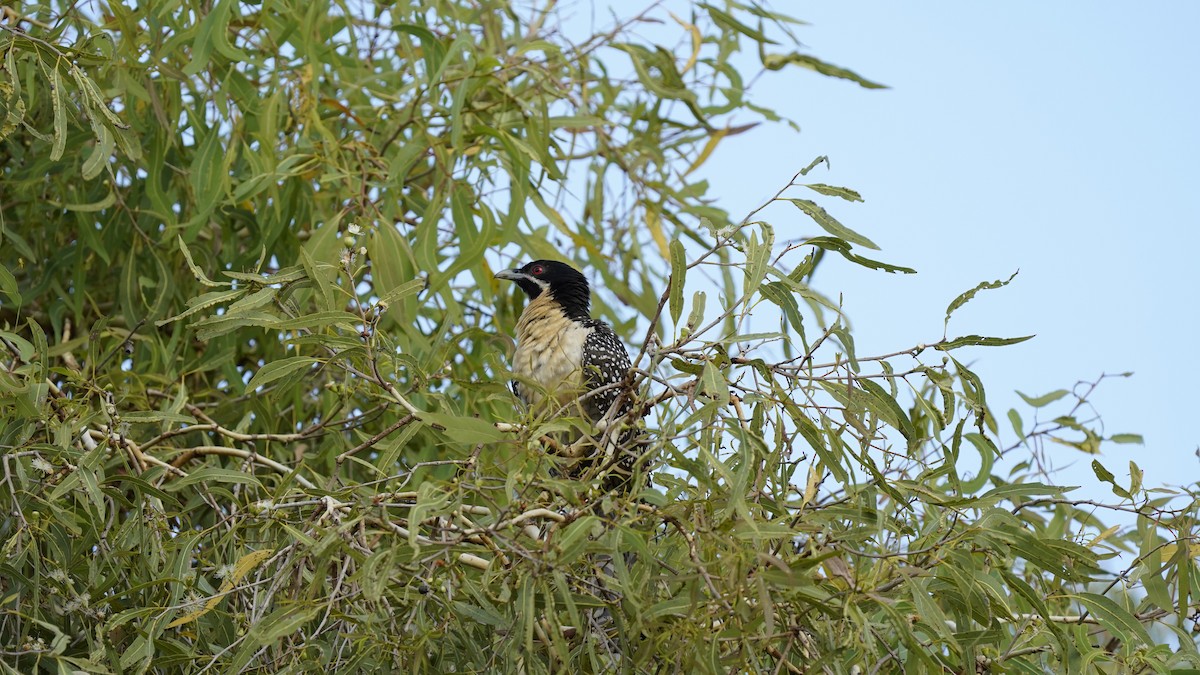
[788,199,878,250]
[805,236,916,273]
[761,52,887,89]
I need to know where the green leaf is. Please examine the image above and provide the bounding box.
[165,467,264,491]
[944,271,1018,330]
[62,189,117,212]
[703,4,777,44]
[422,413,505,444]
[451,601,506,627]
[959,433,996,494]
[761,52,887,89]
[803,183,863,202]
[1007,408,1023,438]
[759,282,804,335]
[700,361,729,406]
[0,263,19,306]
[669,239,687,325]
[1139,551,1172,611]
[1092,459,1130,499]
[857,378,917,442]
[190,126,226,216]
[244,356,319,393]
[934,334,1035,351]
[1073,592,1153,648]
[964,481,1067,507]
[613,43,695,102]
[249,605,321,645]
[266,311,361,331]
[908,581,953,642]
[999,569,1058,637]
[1016,389,1069,408]
[81,124,115,179]
[1109,433,1144,445]
[1008,534,1089,582]
[155,289,243,326]
[685,290,707,335]
[555,515,602,563]
[183,0,248,76]
[645,593,692,620]
[788,199,877,250]
[368,222,419,326]
[49,67,66,161]
[120,411,199,425]
[394,24,447,80]
[742,225,773,301]
[804,236,915,274]
[1129,460,1142,496]
[798,155,829,176]
[376,278,426,309]
[547,115,606,130]
[225,286,278,315]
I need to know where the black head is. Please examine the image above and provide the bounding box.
[495,259,591,318]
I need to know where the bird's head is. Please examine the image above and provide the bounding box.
[495,259,590,318]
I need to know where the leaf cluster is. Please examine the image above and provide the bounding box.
[0,2,1196,673]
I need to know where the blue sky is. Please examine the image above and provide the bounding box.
[698,3,1199,495]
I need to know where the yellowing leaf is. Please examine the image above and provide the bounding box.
[646,208,669,259]
[802,463,820,508]
[1086,525,1120,549]
[684,127,728,177]
[167,549,275,628]
[669,12,702,74]
[1158,543,1200,561]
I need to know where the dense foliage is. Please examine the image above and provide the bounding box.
[1,1,1196,672]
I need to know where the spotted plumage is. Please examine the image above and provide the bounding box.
[496,260,642,488]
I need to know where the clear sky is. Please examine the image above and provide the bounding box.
[698,3,1200,495]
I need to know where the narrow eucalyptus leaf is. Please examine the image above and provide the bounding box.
[669,239,687,325]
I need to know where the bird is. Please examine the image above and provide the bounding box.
[496,260,644,662]
[494,259,642,490]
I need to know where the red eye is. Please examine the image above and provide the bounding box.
[531,265,545,275]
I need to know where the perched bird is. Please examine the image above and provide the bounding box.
[495,260,641,489]
[497,260,643,661]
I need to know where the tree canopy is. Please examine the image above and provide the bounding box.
[1,1,1196,672]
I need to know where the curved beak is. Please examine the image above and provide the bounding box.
[494,269,523,281]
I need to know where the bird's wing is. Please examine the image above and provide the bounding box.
[580,320,633,421]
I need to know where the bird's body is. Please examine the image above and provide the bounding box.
[496,260,640,488]
[497,260,642,659]
[509,291,593,410]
